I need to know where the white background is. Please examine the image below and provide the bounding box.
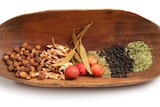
[0,0,160,107]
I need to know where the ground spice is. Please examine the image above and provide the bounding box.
[125,41,153,72]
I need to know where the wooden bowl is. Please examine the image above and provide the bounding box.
[0,9,160,87]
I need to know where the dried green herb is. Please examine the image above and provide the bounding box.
[72,22,93,75]
[73,51,82,63]
[76,22,93,39]
[52,22,93,72]
[72,30,80,53]
[79,40,92,75]
[71,57,77,65]
[126,41,153,72]
[72,22,93,53]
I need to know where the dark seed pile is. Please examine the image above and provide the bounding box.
[99,45,134,78]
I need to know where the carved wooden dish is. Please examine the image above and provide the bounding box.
[0,9,160,87]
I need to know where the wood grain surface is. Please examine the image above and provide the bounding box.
[0,9,160,87]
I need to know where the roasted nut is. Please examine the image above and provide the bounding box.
[18,62,22,66]
[19,51,23,55]
[8,65,14,71]
[24,66,30,73]
[31,48,36,54]
[26,45,32,50]
[26,75,31,80]
[15,71,21,78]
[13,48,20,53]
[24,50,30,56]
[37,50,42,54]
[37,65,42,71]
[3,55,9,61]
[30,66,35,72]
[10,54,15,61]
[21,66,25,71]
[20,71,28,78]
[21,47,25,51]
[13,61,19,67]
[29,53,34,58]
[6,60,13,65]
[14,66,21,71]
[5,51,12,56]
[29,58,34,64]
[29,71,36,78]
[31,62,38,67]
[21,60,29,66]
[15,53,21,60]
[21,43,28,48]
[16,56,22,62]
[38,72,45,80]
[21,55,25,59]
[35,45,41,50]
[34,52,40,58]
[35,57,41,63]
[26,56,31,60]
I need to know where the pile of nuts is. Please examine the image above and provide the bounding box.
[3,42,68,80]
[3,43,43,79]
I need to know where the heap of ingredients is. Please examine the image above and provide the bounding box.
[3,22,153,80]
